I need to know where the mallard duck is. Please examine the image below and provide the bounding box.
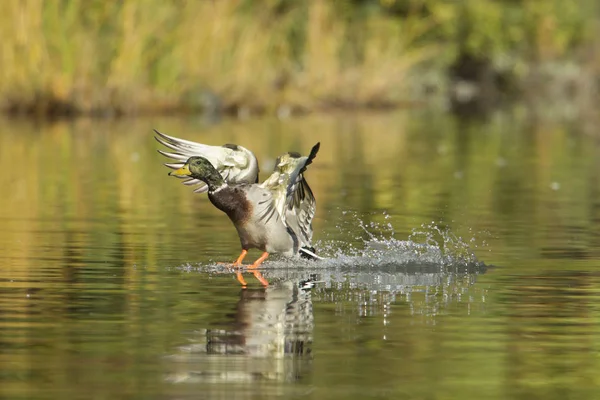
[155,130,320,273]
[155,131,316,250]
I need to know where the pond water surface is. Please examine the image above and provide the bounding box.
[1,111,600,399]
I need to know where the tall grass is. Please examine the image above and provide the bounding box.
[0,0,434,116]
[0,0,597,116]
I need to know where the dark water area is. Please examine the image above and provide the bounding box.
[1,111,600,399]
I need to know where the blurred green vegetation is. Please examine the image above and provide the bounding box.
[1,0,598,116]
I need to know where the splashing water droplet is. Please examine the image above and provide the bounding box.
[314,212,486,268]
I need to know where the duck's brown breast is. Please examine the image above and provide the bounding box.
[208,186,252,225]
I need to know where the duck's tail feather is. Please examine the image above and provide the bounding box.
[299,246,323,260]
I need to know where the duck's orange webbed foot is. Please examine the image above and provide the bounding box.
[236,252,270,287]
[217,249,248,267]
[248,252,269,269]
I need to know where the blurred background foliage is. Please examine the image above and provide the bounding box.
[0,0,598,116]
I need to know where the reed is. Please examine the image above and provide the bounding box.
[0,0,596,117]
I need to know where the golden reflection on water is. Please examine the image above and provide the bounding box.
[3,112,599,267]
[0,114,416,272]
[2,112,600,399]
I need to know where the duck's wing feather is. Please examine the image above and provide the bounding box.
[282,142,320,246]
[154,129,259,193]
[247,186,282,226]
[287,179,316,246]
[235,184,284,243]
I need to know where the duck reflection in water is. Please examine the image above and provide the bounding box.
[166,277,317,384]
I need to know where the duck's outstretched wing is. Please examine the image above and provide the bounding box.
[154,129,259,193]
[282,142,320,247]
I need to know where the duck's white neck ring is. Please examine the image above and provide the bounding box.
[209,183,228,194]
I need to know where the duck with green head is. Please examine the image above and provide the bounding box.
[155,130,318,257]
[169,142,320,284]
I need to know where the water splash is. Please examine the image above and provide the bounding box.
[313,212,486,268]
[176,211,488,276]
[172,212,490,327]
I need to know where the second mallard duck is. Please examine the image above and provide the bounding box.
[167,140,321,271]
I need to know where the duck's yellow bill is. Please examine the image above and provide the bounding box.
[169,164,191,176]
